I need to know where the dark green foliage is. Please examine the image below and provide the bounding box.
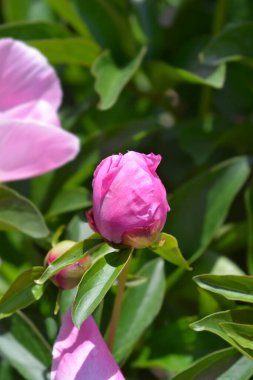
[1,0,253,379]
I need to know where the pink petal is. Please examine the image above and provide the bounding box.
[123,151,161,173]
[93,154,168,244]
[0,100,60,127]
[52,310,125,380]
[0,38,62,111]
[0,119,79,182]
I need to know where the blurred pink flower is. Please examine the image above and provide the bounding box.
[87,151,170,248]
[52,309,125,380]
[0,38,79,182]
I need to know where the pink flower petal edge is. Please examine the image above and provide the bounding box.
[0,100,61,127]
[52,309,125,380]
[0,120,79,182]
[0,38,62,111]
[0,38,80,182]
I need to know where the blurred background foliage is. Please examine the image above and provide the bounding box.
[1,0,253,379]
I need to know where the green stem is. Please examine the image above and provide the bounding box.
[199,0,227,118]
[199,86,212,119]
[107,253,132,352]
[212,0,228,37]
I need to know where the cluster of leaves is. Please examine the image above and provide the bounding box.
[1,0,253,379]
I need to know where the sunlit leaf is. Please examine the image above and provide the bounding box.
[194,274,253,303]
[150,233,191,270]
[191,309,253,359]
[148,61,226,89]
[73,250,130,328]
[92,47,146,110]
[10,312,51,366]
[220,322,253,350]
[0,333,47,380]
[0,312,51,379]
[217,356,253,380]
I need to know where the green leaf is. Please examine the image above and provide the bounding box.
[150,233,191,270]
[148,61,226,89]
[212,222,247,257]
[209,255,245,276]
[131,0,162,54]
[47,0,92,38]
[59,288,77,317]
[0,333,48,380]
[191,309,253,359]
[36,236,103,285]
[0,313,50,380]
[2,0,32,21]
[27,0,54,21]
[47,187,91,217]
[172,347,238,380]
[219,322,253,350]
[217,356,253,380]
[167,157,250,290]
[125,274,147,288]
[0,20,70,40]
[0,185,49,238]
[0,361,13,380]
[92,47,146,110]
[66,216,94,241]
[74,0,136,58]
[72,250,130,328]
[0,267,45,319]
[9,312,51,366]
[194,274,253,303]
[245,181,253,274]
[167,157,250,262]
[133,314,225,374]
[202,22,253,65]
[113,258,166,362]
[29,37,101,66]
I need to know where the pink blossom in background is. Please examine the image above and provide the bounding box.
[52,309,125,380]
[0,38,80,182]
[87,151,170,248]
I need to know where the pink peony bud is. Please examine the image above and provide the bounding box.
[45,241,90,289]
[87,151,170,248]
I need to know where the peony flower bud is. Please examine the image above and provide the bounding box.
[87,151,170,248]
[45,241,90,289]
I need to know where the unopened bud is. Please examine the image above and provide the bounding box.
[87,151,169,248]
[45,241,91,289]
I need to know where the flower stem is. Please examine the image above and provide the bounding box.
[212,0,228,37]
[198,0,227,118]
[107,252,132,352]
